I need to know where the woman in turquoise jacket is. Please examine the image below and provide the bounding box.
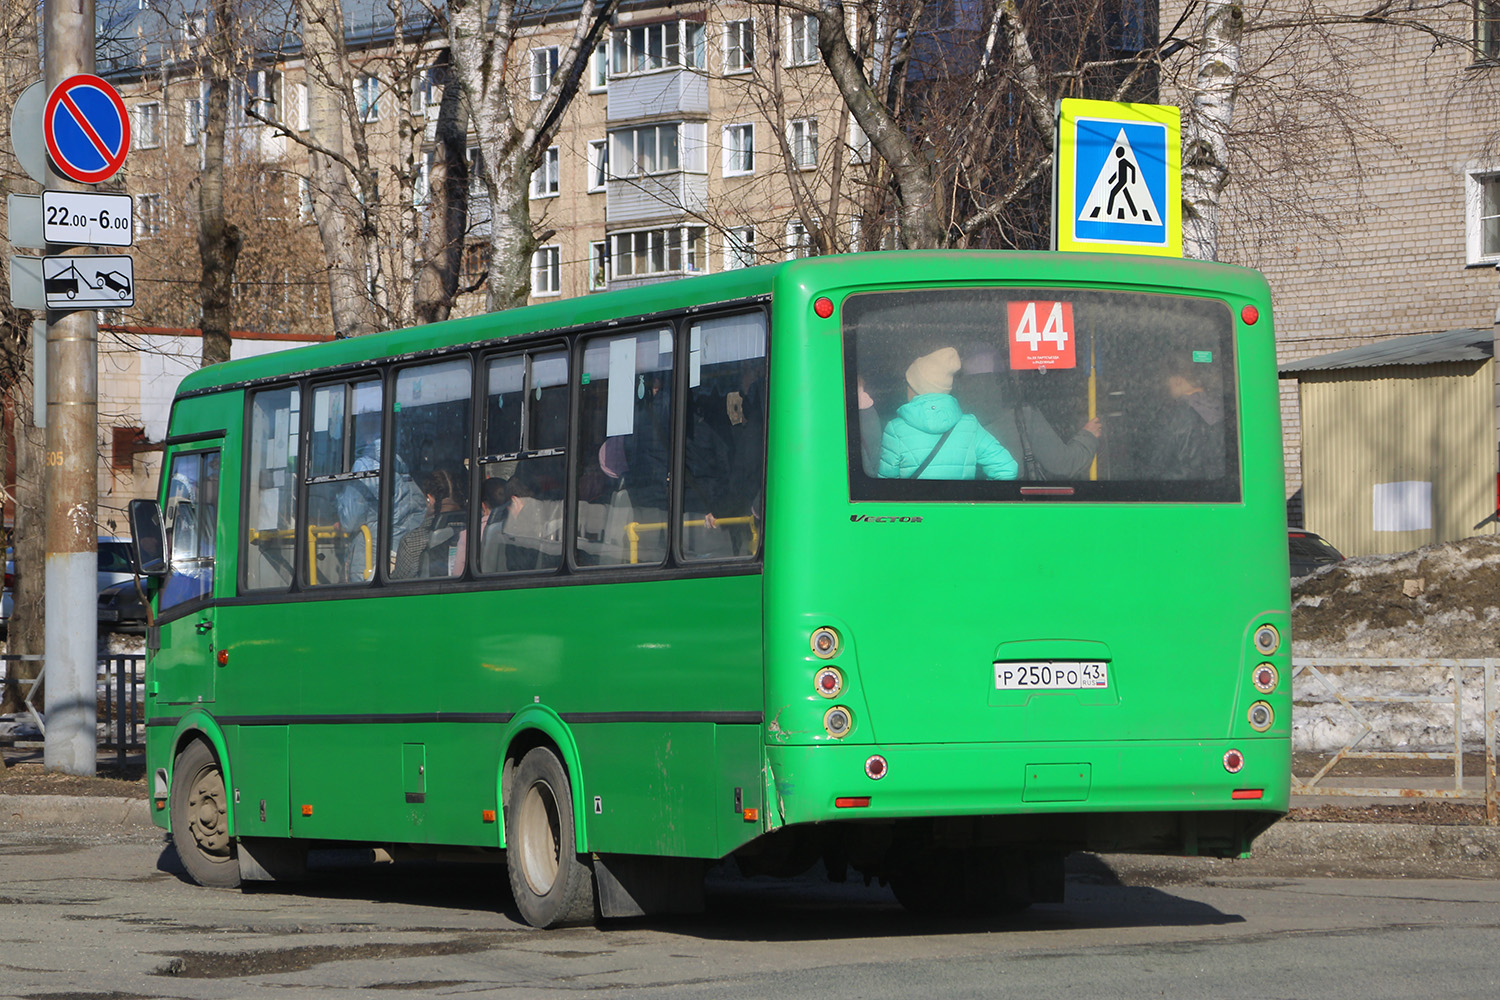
[878,347,1019,481]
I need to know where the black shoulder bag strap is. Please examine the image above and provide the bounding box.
[912,426,956,479]
[1013,402,1046,481]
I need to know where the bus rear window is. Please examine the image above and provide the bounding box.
[846,288,1240,503]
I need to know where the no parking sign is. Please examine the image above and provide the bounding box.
[43,74,131,184]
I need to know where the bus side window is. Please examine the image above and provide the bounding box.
[306,379,383,586]
[479,350,567,575]
[160,450,219,611]
[575,328,674,567]
[681,311,766,561]
[245,386,300,590]
[389,358,473,580]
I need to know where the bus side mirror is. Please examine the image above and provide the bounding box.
[128,498,168,577]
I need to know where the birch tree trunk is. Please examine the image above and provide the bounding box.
[295,0,381,336]
[198,0,243,366]
[414,59,470,326]
[447,0,615,311]
[1181,0,1243,262]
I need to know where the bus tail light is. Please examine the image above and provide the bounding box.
[1231,789,1264,800]
[823,706,852,738]
[1223,749,1244,774]
[1252,662,1278,693]
[835,797,871,808]
[1248,701,1274,732]
[865,755,887,779]
[815,666,844,698]
[811,627,841,659]
[1253,624,1280,655]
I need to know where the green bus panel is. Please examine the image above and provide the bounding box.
[227,725,290,837]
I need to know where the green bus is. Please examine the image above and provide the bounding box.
[134,251,1290,927]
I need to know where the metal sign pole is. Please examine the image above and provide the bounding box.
[42,0,100,777]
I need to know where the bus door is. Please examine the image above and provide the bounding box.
[151,446,223,708]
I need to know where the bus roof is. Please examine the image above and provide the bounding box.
[174,251,1266,398]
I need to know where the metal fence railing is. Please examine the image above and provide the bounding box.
[1292,657,1499,825]
[1,653,146,771]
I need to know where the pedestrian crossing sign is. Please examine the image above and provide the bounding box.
[1055,99,1181,257]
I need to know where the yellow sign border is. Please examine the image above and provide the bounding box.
[1055,99,1182,258]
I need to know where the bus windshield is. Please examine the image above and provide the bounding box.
[846,287,1240,502]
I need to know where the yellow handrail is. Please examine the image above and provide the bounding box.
[249,523,372,584]
[625,516,757,564]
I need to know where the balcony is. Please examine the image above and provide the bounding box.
[606,69,708,123]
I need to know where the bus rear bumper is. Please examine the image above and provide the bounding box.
[764,737,1290,857]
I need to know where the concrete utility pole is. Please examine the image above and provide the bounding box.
[42,0,100,776]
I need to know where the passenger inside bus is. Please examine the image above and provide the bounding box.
[1146,357,1225,480]
[877,347,1018,481]
[392,467,468,579]
[954,346,1102,480]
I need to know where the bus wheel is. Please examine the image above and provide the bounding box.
[505,747,595,928]
[169,741,241,888]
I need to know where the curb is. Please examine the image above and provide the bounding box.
[2,796,1497,867]
[0,793,154,832]
[1258,819,1500,864]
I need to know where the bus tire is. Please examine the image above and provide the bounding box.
[505,747,596,928]
[169,740,241,889]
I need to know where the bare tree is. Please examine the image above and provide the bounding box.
[199,0,246,365]
[446,0,618,311]
[0,0,43,719]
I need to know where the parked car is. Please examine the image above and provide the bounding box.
[97,579,148,632]
[1289,528,1344,577]
[0,538,143,634]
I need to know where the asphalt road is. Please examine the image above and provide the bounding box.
[0,828,1496,999]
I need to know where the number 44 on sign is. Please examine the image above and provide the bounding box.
[1008,300,1076,371]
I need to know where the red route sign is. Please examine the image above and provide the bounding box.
[1008,300,1076,371]
[43,74,131,184]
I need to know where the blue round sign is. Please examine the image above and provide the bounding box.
[43,74,130,184]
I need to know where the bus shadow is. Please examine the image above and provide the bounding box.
[156,845,1242,940]
[639,855,1243,942]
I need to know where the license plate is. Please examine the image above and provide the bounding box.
[994,660,1108,690]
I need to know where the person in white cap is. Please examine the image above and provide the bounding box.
[878,347,1018,480]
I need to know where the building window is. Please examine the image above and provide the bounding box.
[589,240,611,290]
[590,41,609,91]
[611,20,706,76]
[532,245,562,296]
[415,151,435,206]
[610,123,680,177]
[356,73,379,122]
[531,146,560,198]
[849,114,870,164]
[1469,170,1500,263]
[587,139,608,192]
[723,123,754,176]
[725,19,754,73]
[1481,0,1500,60]
[724,226,756,270]
[136,102,161,147]
[112,426,146,472]
[183,94,203,145]
[611,227,707,278]
[786,219,813,259]
[413,65,443,116]
[298,177,315,223]
[244,69,278,119]
[295,82,309,131]
[787,13,819,66]
[136,193,164,236]
[462,241,490,285]
[789,117,818,170]
[530,47,559,98]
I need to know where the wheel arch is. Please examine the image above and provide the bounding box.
[164,712,234,836]
[499,705,588,853]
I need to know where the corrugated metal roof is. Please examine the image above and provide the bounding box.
[1279,327,1496,376]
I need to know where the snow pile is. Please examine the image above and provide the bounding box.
[1290,533,1500,752]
